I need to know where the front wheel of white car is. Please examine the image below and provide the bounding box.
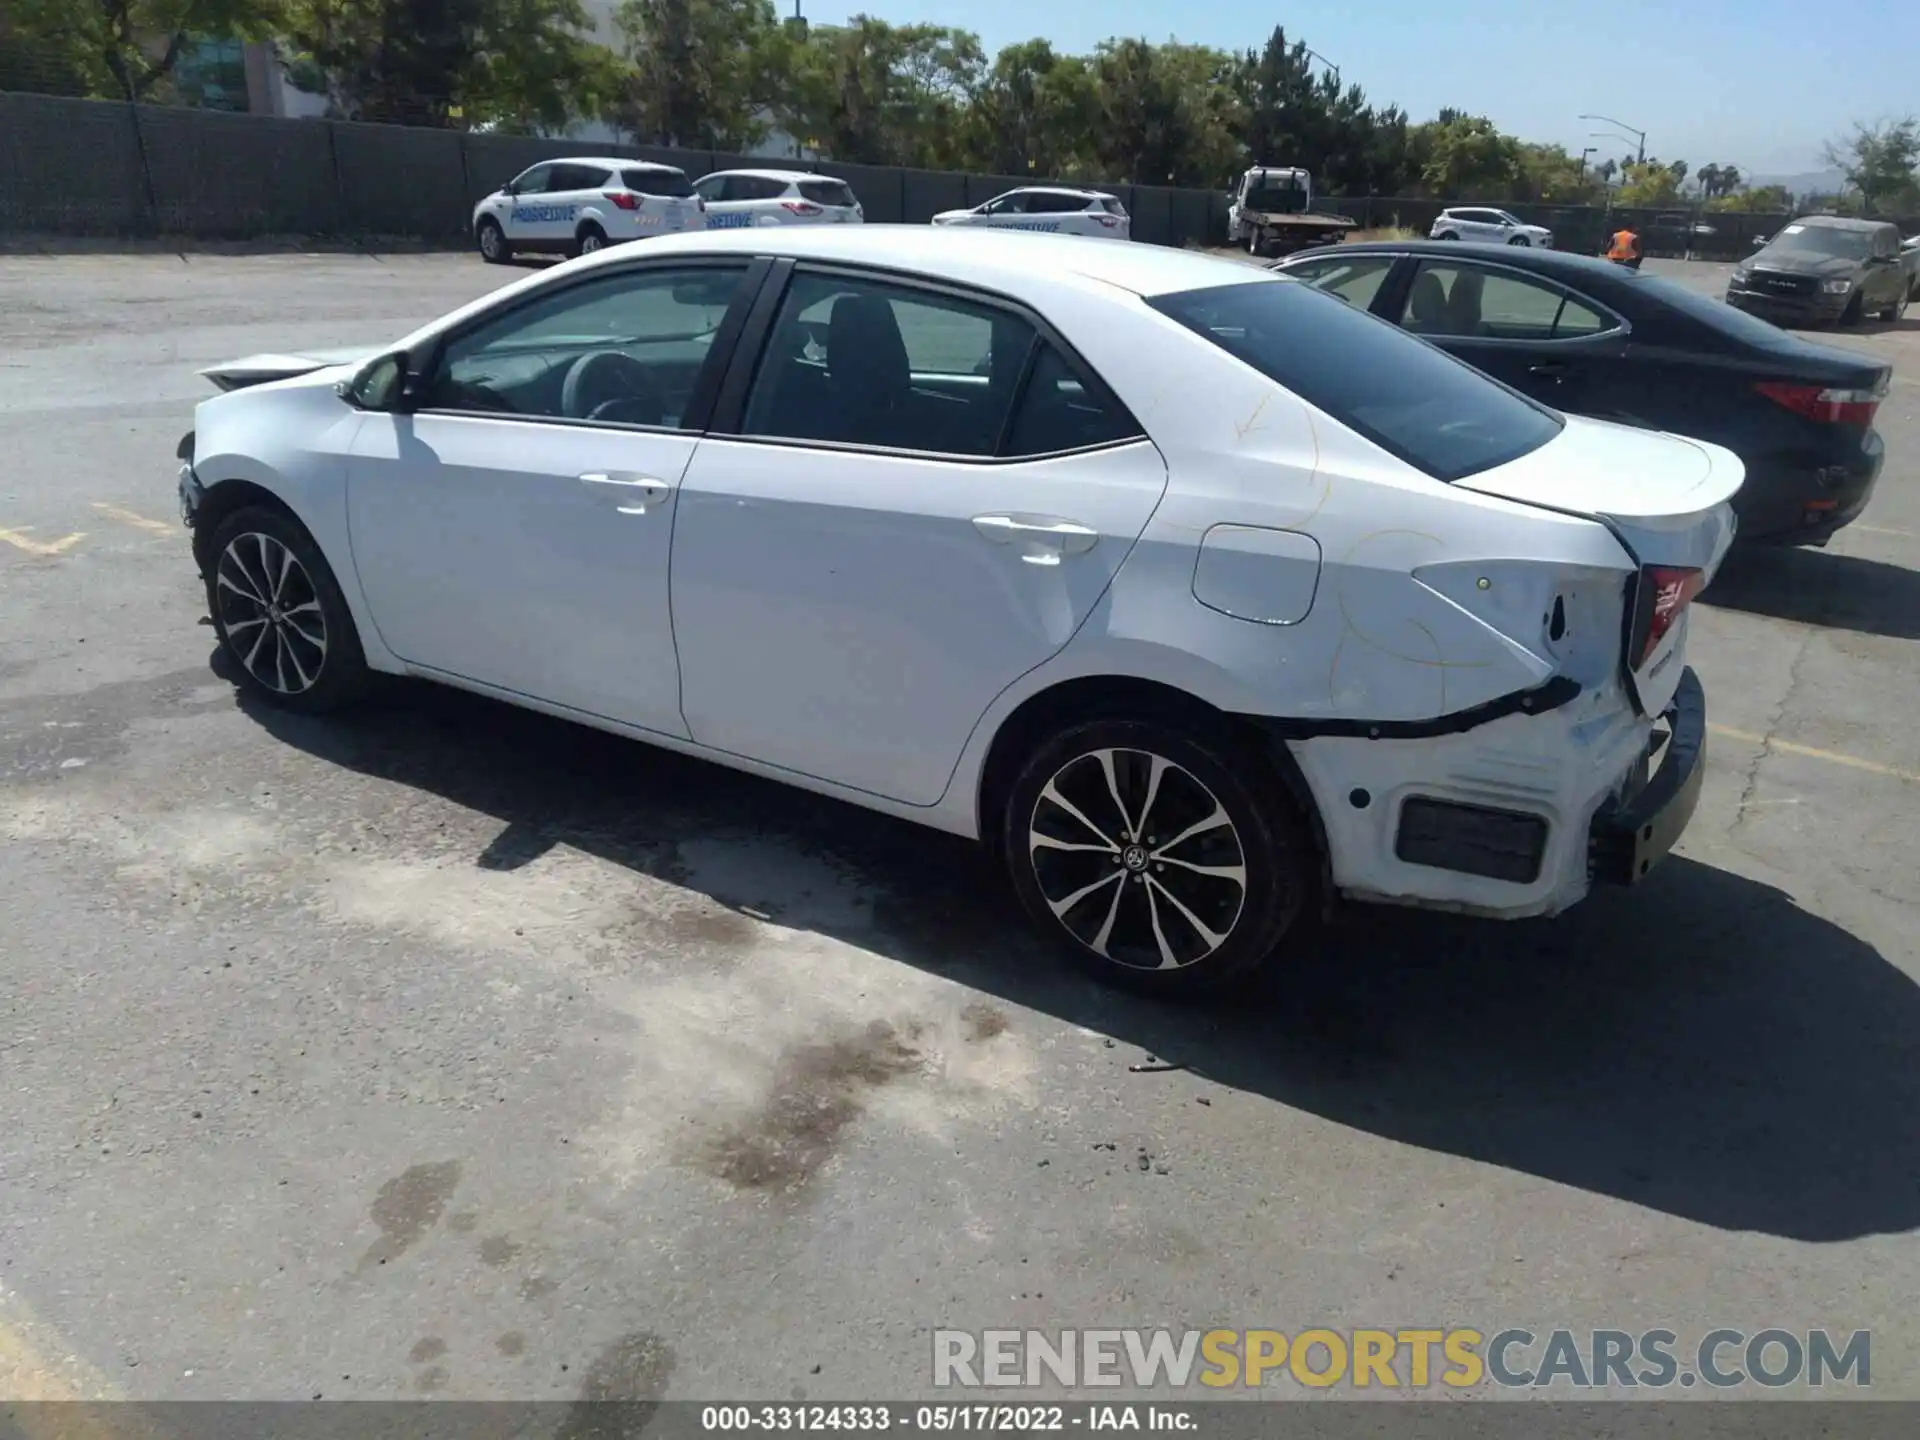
[1508,234,1530,246]
[206,506,370,714]
[1002,718,1314,997]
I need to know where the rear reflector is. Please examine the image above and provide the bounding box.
[1755,379,1884,426]
[605,191,641,211]
[1630,565,1707,669]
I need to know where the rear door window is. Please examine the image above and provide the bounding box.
[1002,343,1143,456]
[1150,276,1563,483]
[1399,262,1613,341]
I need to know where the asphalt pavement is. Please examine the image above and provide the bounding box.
[1,247,1917,1406]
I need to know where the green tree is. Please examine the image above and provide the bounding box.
[1413,111,1522,197]
[963,40,1097,177]
[6,0,277,101]
[775,17,982,167]
[1822,117,1920,214]
[281,0,610,127]
[1706,183,1791,213]
[613,0,782,147]
[1614,158,1686,207]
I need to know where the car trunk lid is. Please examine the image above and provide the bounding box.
[1454,414,1741,716]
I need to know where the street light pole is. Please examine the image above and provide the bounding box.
[1580,113,1645,164]
[1303,48,1341,90]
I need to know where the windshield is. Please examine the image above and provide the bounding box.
[1762,224,1872,261]
[1149,277,1563,483]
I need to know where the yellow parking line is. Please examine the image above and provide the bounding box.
[1710,724,1918,783]
[89,503,175,538]
[0,527,85,558]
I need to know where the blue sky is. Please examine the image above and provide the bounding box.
[799,0,1907,177]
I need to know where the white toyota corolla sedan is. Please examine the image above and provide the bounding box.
[177,227,1736,997]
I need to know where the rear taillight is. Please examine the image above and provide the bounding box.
[605,191,641,211]
[1755,379,1884,426]
[782,200,823,216]
[1630,565,1707,669]
[1096,215,1119,228]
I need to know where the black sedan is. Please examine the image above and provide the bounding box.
[1270,241,1892,545]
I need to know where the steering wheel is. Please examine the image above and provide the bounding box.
[560,351,660,424]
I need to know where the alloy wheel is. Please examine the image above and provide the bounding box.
[580,231,605,254]
[1026,747,1248,971]
[478,224,502,260]
[215,532,328,696]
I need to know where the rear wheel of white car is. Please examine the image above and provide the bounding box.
[574,223,608,257]
[476,217,510,265]
[1003,718,1312,997]
[206,506,369,714]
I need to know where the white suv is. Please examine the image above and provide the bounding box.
[472,157,706,263]
[1430,207,1554,248]
[931,187,1131,239]
[693,169,864,229]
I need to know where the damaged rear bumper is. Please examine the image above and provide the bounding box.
[1587,667,1706,886]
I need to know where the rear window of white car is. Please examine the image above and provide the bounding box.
[1150,277,1563,483]
[797,179,857,207]
[1099,197,1127,216]
[623,168,694,198]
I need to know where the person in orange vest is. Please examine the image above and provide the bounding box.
[1606,224,1642,269]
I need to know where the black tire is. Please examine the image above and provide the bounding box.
[1840,289,1864,326]
[476,217,511,265]
[205,505,370,714]
[1878,287,1907,323]
[1507,234,1530,246]
[1001,717,1315,998]
[573,222,609,258]
[1436,230,1459,241]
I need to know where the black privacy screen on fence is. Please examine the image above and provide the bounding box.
[8,91,1905,257]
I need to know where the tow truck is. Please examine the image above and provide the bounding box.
[1226,166,1357,257]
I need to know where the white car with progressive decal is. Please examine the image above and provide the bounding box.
[693,169,864,229]
[473,157,706,262]
[931,187,1131,239]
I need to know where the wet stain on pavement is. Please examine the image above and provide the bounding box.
[357,1159,461,1271]
[414,1364,449,1393]
[447,1211,480,1234]
[478,1233,522,1268]
[408,1337,447,1364]
[519,1273,560,1300]
[497,1331,527,1358]
[553,1331,677,1439]
[693,1020,924,1193]
[961,1002,1008,1042]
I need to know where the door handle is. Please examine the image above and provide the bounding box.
[580,472,671,514]
[971,514,1100,565]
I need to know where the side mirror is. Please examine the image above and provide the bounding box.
[341,352,412,413]
[500,181,519,196]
